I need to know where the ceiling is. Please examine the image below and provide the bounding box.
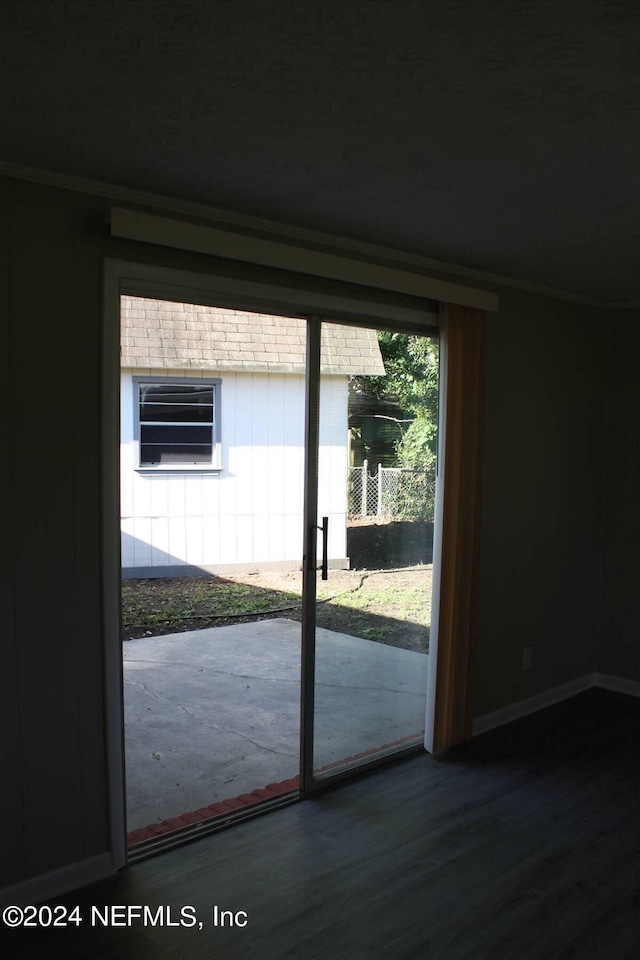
[0,0,637,304]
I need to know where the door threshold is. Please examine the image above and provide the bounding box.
[127,789,301,863]
[308,739,426,794]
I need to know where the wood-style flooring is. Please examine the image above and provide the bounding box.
[2,688,638,959]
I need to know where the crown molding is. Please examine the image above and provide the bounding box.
[110,207,496,312]
[1,160,637,310]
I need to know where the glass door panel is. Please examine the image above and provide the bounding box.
[121,296,305,845]
[312,322,438,780]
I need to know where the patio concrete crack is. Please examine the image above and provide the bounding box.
[124,658,425,696]
[124,677,297,759]
[124,657,299,682]
[314,679,426,697]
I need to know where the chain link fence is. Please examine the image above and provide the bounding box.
[347,460,436,522]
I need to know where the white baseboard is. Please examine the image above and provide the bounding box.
[472,672,639,737]
[472,674,594,737]
[0,853,115,909]
[594,672,640,698]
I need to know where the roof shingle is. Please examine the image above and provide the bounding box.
[120,297,385,375]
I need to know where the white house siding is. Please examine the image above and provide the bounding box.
[121,369,349,575]
[318,376,349,563]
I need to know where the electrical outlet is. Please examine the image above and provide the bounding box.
[522,646,532,671]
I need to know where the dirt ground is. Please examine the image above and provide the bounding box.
[121,565,432,653]
[346,518,434,569]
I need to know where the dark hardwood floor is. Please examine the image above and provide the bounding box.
[3,688,638,959]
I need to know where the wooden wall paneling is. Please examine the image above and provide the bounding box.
[148,473,169,521]
[318,376,349,561]
[130,459,152,519]
[0,188,26,886]
[150,516,171,566]
[167,473,187,518]
[184,469,204,566]
[10,191,85,875]
[187,471,204,518]
[133,517,152,568]
[231,373,252,514]
[266,374,286,513]
[218,373,238,560]
[599,310,640,681]
[168,516,187,565]
[236,514,254,564]
[283,375,305,562]
[250,375,270,529]
[202,514,221,567]
[266,374,286,561]
[201,472,220,527]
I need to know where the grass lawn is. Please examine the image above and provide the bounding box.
[122,566,432,653]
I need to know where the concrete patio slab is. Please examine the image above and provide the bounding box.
[123,618,429,832]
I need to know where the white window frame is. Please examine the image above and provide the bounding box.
[133,374,222,472]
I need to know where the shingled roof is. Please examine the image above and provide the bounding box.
[121,296,385,376]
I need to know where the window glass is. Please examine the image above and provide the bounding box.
[139,384,214,423]
[141,425,212,445]
[137,381,218,466]
[140,443,213,464]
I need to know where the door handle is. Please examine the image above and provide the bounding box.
[319,516,328,580]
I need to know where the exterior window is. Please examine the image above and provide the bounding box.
[135,378,221,468]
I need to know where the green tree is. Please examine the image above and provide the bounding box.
[350,332,439,467]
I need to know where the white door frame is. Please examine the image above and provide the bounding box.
[102,259,442,867]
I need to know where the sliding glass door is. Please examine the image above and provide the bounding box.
[303,319,438,787]
[111,261,440,854]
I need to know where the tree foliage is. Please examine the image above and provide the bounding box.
[350,332,439,468]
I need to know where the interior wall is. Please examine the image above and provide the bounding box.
[473,288,606,716]
[598,309,639,682]
[0,173,618,896]
[1,180,108,889]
